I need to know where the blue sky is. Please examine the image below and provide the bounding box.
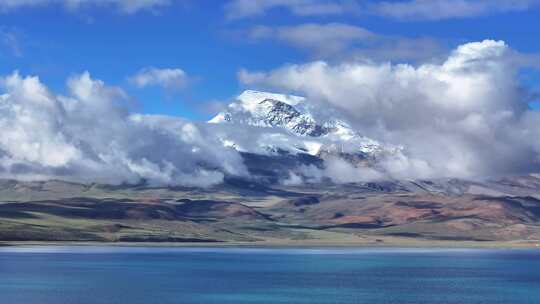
[1,0,539,119]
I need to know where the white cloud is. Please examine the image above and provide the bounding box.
[282,158,385,185]
[0,0,171,14]
[371,0,540,21]
[0,28,23,57]
[0,71,246,187]
[322,157,384,183]
[225,0,540,21]
[225,0,349,20]
[129,67,189,90]
[248,23,375,57]
[282,171,303,186]
[246,23,443,61]
[239,40,540,180]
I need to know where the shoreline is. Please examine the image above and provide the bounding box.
[2,239,540,249]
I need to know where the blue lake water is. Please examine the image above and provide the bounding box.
[1,246,539,304]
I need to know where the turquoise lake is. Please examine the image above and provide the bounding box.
[0,247,539,303]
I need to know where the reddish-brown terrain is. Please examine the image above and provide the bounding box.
[1,176,540,246]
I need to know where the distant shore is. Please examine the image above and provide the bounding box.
[2,238,540,249]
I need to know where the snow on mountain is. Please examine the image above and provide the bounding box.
[209,90,322,136]
[209,90,398,157]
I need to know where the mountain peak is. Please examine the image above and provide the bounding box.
[209,90,326,136]
[237,90,305,107]
[208,89,397,158]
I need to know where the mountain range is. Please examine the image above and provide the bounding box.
[1,90,540,247]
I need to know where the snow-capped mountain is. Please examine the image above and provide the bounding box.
[209,90,397,157]
[210,90,327,137]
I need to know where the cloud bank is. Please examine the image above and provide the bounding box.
[2,40,539,187]
[240,40,540,180]
[0,71,246,187]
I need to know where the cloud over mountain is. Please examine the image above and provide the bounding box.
[0,71,246,187]
[1,40,539,187]
[240,40,540,180]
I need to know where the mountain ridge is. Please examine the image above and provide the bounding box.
[1,175,540,245]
